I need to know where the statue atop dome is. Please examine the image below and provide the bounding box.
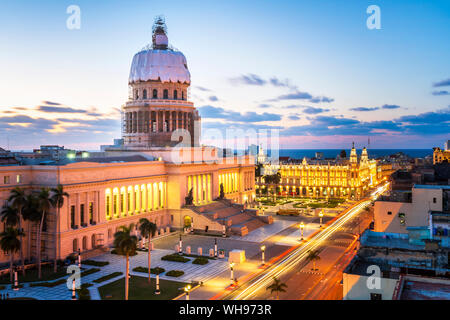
[152,16,168,49]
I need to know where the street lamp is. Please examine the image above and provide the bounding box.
[13,266,19,291]
[155,273,160,295]
[214,238,218,258]
[300,222,305,241]
[178,234,183,254]
[77,248,81,268]
[229,262,235,284]
[319,210,324,227]
[184,285,191,300]
[260,245,266,265]
[71,278,76,300]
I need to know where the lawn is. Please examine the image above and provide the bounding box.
[98,275,188,300]
[0,265,67,284]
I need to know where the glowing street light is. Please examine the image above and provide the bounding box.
[77,248,81,268]
[229,262,235,284]
[155,273,160,295]
[260,245,266,265]
[71,278,76,300]
[300,222,305,241]
[184,285,191,300]
[178,234,183,254]
[319,210,324,227]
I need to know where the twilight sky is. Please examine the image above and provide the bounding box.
[0,0,449,151]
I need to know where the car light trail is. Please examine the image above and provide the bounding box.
[223,183,389,300]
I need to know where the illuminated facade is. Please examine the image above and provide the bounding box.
[257,145,380,199]
[0,18,257,265]
[433,147,450,164]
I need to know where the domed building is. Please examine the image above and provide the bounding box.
[122,17,200,148]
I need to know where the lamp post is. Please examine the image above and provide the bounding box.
[229,262,235,284]
[155,273,160,295]
[222,225,226,238]
[214,238,218,258]
[185,285,191,300]
[260,245,266,265]
[178,234,183,254]
[319,210,324,228]
[300,222,305,241]
[71,278,76,300]
[77,248,81,268]
[13,267,19,291]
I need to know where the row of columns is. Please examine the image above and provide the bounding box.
[68,191,100,229]
[188,174,212,205]
[124,110,192,134]
[219,172,238,194]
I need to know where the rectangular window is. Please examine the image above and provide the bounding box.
[70,205,76,228]
[433,197,436,203]
[80,204,85,225]
[120,193,124,214]
[128,191,132,212]
[387,211,392,215]
[3,176,10,184]
[16,175,22,183]
[113,194,118,216]
[106,195,111,219]
[89,202,94,223]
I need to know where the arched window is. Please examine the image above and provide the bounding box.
[143,89,147,99]
[173,90,178,100]
[73,238,78,252]
[152,89,158,99]
[163,89,168,99]
[82,236,87,250]
[135,89,139,100]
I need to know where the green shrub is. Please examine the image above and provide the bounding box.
[81,268,101,277]
[132,266,165,274]
[92,272,123,284]
[192,257,209,265]
[166,270,184,277]
[82,260,110,267]
[29,278,67,288]
[161,254,190,263]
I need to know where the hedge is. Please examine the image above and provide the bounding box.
[192,257,209,265]
[161,254,190,263]
[92,272,123,284]
[82,260,110,267]
[132,266,165,275]
[166,270,184,277]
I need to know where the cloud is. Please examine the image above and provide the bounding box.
[37,105,88,113]
[288,115,301,121]
[303,107,330,114]
[42,101,62,106]
[309,96,334,103]
[195,86,211,92]
[274,91,313,100]
[350,107,380,112]
[230,74,266,86]
[258,104,272,109]
[433,78,450,87]
[432,90,450,96]
[381,104,401,110]
[208,95,219,102]
[197,105,281,123]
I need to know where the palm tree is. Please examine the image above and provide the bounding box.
[36,188,52,279]
[266,277,287,300]
[0,227,24,282]
[138,218,157,284]
[21,193,40,268]
[0,205,20,227]
[306,250,321,271]
[113,224,138,300]
[50,184,69,272]
[8,187,27,274]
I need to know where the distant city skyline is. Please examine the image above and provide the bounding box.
[0,0,449,150]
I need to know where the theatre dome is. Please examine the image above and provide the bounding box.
[128,17,190,84]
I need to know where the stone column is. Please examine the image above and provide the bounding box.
[162,110,166,132]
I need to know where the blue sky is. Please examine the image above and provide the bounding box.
[0,0,449,150]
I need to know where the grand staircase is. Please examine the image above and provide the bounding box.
[192,200,272,236]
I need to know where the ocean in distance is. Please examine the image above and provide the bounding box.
[271,149,432,159]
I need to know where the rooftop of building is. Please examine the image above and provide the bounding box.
[414,184,450,190]
[398,276,450,300]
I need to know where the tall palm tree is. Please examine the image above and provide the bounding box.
[138,218,157,284]
[8,187,27,274]
[113,224,138,300]
[266,277,287,300]
[306,250,321,271]
[36,188,52,279]
[0,205,20,227]
[50,184,69,272]
[0,227,24,282]
[21,193,40,268]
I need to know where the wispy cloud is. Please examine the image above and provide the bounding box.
[433,78,450,87]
